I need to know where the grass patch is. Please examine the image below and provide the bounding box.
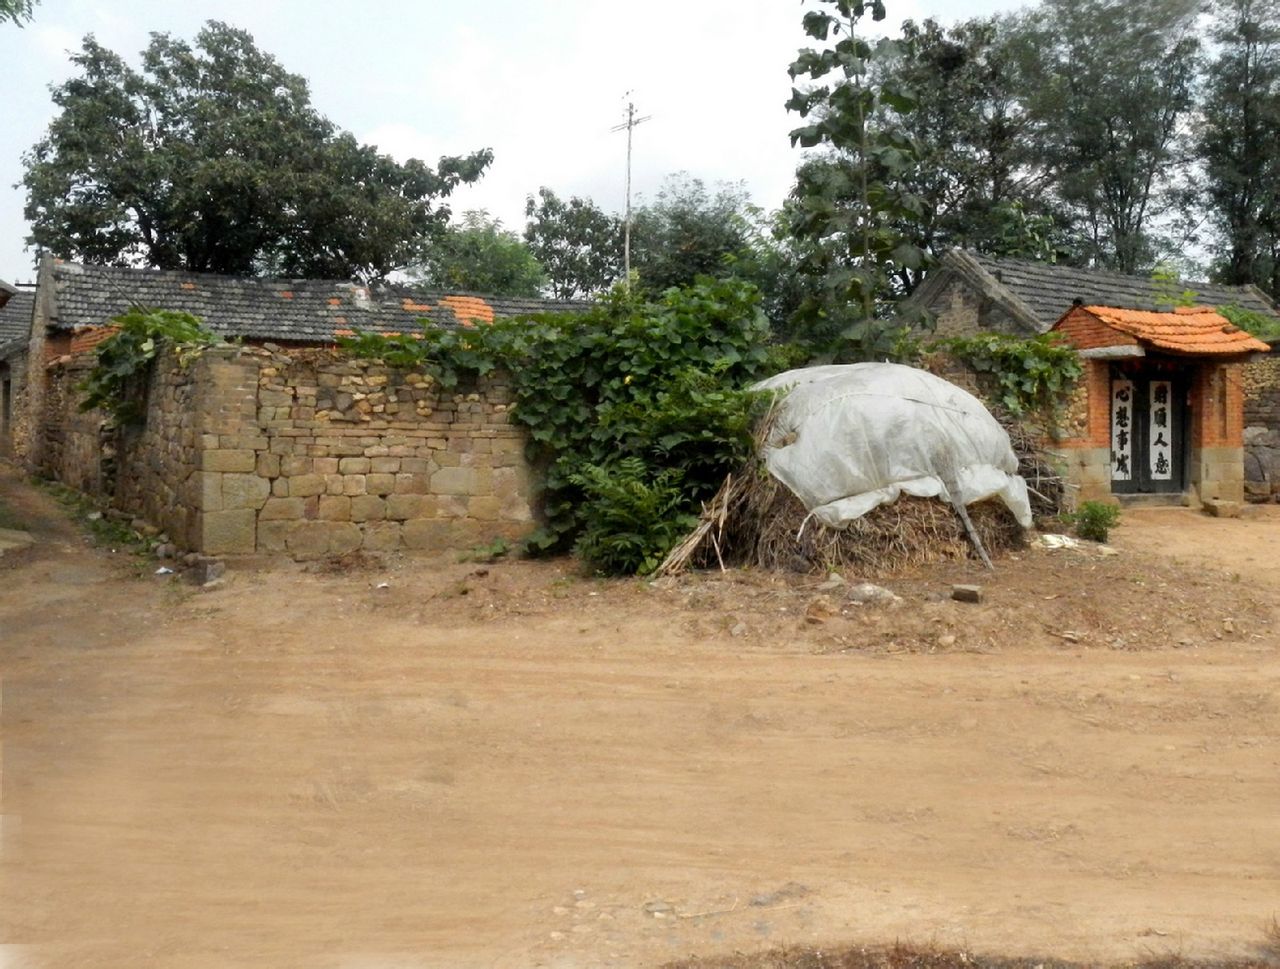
[662,943,1279,969]
[36,480,148,552]
[0,497,24,531]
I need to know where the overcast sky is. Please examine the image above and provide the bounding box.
[0,0,1028,284]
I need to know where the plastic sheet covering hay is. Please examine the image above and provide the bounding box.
[657,364,1033,576]
[753,363,1032,529]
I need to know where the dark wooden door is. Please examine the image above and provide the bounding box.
[1110,372,1186,494]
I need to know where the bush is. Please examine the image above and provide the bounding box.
[1069,500,1121,543]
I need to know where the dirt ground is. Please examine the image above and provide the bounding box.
[1,465,1278,969]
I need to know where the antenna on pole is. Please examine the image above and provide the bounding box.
[610,93,651,290]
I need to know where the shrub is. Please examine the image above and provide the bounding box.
[1069,500,1121,543]
[931,332,1082,417]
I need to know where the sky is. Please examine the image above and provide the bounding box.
[0,0,1028,284]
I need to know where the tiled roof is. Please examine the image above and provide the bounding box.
[908,250,1280,333]
[1056,304,1270,356]
[44,260,591,342]
[0,288,35,345]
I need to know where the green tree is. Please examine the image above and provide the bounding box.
[1016,0,1202,273]
[629,174,758,294]
[1,0,35,25]
[23,22,491,280]
[523,188,622,299]
[785,0,927,359]
[877,17,1076,271]
[1200,0,1280,300]
[408,211,546,297]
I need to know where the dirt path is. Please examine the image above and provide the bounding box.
[2,468,1278,969]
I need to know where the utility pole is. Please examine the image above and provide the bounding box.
[610,95,651,289]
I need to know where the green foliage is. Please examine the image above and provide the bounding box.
[23,21,490,280]
[1068,500,1121,543]
[342,277,775,573]
[1220,302,1280,340]
[458,536,512,564]
[1151,264,1200,308]
[933,332,1083,417]
[569,459,700,576]
[785,1,929,361]
[0,0,35,25]
[524,187,623,299]
[79,309,220,423]
[409,210,546,297]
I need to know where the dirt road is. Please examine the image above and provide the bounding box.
[2,470,1278,968]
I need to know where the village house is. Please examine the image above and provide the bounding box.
[0,279,36,460]
[905,251,1280,507]
[0,256,586,559]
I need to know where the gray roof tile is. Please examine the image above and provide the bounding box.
[965,252,1280,331]
[0,289,34,345]
[46,261,590,342]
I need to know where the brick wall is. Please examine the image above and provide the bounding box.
[1052,307,1140,351]
[36,342,536,558]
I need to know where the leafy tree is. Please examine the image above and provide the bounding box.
[1015,0,1202,273]
[785,0,927,360]
[0,0,35,25]
[1199,0,1280,301]
[23,22,491,281]
[876,17,1076,271]
[629,174,758,294]
[408,211,546,297]
[523,188,623,299]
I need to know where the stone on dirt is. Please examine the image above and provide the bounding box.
[951,584,983,604]
[1202,499,1242,519]
[847,582,901,606]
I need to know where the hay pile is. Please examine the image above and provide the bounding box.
[658,410,1060,578]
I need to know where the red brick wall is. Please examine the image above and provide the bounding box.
[68,325,120,356]
[1053,306,1140,351]
[1191,362,1245,448]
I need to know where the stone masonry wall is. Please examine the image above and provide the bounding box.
[0,348,29,462]
[35,342,536,558]
[197,345,535,559]
[1242,353,1280,497]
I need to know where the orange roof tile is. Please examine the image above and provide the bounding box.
[1055,305,1269,356]
[440,295,495,326]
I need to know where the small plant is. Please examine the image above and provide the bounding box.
[459,536,512,563]
[569,457,700,576]
[79,308,220,423]
[1068,500,1122,543]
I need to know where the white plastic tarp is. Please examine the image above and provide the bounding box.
[753,363,1033,529]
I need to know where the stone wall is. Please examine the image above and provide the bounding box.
[1242,354,1280,498]
[35,342,536,558]
[0,347,29,462]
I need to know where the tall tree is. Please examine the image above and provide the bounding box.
[523,188,623,300]
[1016,0,1202,273]
[23,22,490,281]
[628,174,758,294]
[876,16,1074,274]
[0,0,35,25]
[408,211,546,298]
[1200,0,1280,300]
[786,0,927,358]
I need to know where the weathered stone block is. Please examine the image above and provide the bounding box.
[339,457,371,473]
[387,494,434,520]
[313,457,339,475]
[403,519,456,550]
[350,495,387,522]
[260,497,305,520]
[197,471,223,512]
[327,522,363,556]
[257,520,296,553]
[319,495,351,521]
[201,449,256,473]
[366,473,396,496]
[361,521,402,552]
[394,473,431,495]
[289,473,325,498]
[370,457,401,474]
[222,473,271,511]
[343,474,367,496]
[256,452,281,478]
[431,466,475,495]
[285,521,331,560]
[202,509,256,555]
[469,495,501,521]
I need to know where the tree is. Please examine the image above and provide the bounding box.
[785,0,927,358]
[23,22,491,281]
[524,188,623,299]
[407,211,546,297]
[875,17,1076,274]
[1015,0,1202,273]
[629,174,758,294]
[1199,0,1280,300]
[1,0,35,25]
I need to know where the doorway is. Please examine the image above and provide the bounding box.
[1110,367,1188,494]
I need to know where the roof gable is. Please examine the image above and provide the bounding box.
[1052,304,1270,356]
[0,289,35,346]
[908,250,1280,333]
[43,260,591,343]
